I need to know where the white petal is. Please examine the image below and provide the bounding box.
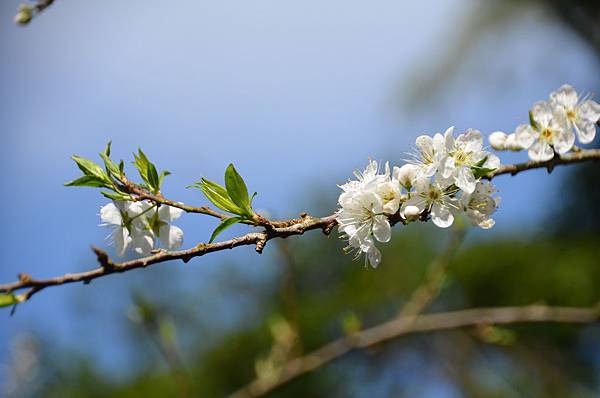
[158,205,184,222]
[462,129,484,153]
[126,201,150,217]
[444,126,456,152]
[131,229,155,256]
[528,141,554,161]
[549,84,578,109]
[574,119,596,144]
[412,178,430,194]
[367,245,382,268]
[100,203,122,226]
[531,101,553,128]
[383,198,400,215]
[415,135,434,154]
[433,133,446,153]
[159,225,184,250]
[456,166,476,194]
[442,156,455,179]
[483,153,501,169]
[553,128,575,154]
[580,100,600,123]
[372,217,391,243]
[112,227,131,257]
[431,203,454,228]
[515,124,536,149]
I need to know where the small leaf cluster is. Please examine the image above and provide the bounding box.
[189,164,258,242]
[65,142,170,200]
[471,156,496,179]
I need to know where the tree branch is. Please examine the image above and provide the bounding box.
[228,304,600,398]
[1,148,599,303]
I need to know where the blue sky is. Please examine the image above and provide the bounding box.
[1,0,599,389]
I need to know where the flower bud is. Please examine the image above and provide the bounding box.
[394,164,419,190]
[488,131,507,150]
[14,4,33,25]
[504,133,523,151]
[401,205,421,221]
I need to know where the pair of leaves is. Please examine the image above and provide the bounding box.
[65,143,170,200]
[190,164,257,243]
[65,142,132,201]
[471,156,496,179]
[133,148,170,194]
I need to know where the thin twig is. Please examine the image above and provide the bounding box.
[228,304,600,398]
[1,149,599,303]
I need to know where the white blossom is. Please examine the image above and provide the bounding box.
[337,189,390,268]
[401,178,458,228]
[408,128,449,179]
[337,161,396,267]
[549,84,600,144]
[442,128,500,194]
[459,181,500,229]
[146,205,185,250]
[515,101,574,161]
[99,201,154,257]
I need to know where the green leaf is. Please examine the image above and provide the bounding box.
[250,191,258,206]
[472,167,496,179]
[133,148,150,183]
[473,156,488,168]
[200,181,242,214]
[159,170,171,186]
[0,293,20,308]
[146,162,160,193]
[101,191,133,201]
[225,164,252,215]
[201,178,230,199]
[103,140,112,157]
[64,175,111,188]
[209,217,243,243]
[529,111,539,130]
[100,153,121,179]
[71,155,107,180]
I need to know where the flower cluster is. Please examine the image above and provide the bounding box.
[337,127,500,268]
[337,84,600,269]
[100,201,184,257]
[489,84,600,161]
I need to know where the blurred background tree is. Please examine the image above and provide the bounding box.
[1,1,599,397]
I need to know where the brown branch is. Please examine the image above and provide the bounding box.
[0,214,337,301]
[487,148,600,178]
[1,148,599,304]
[122,177,300,228]
[228,304,600,398]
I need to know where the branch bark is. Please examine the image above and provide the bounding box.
[1,148,599,303]
[228,304,600,398]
